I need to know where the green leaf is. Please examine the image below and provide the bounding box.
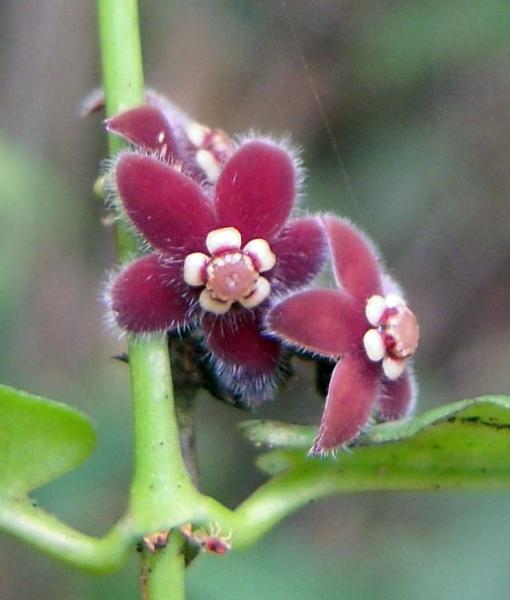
[0,384,96,495]
[242,396,510,490]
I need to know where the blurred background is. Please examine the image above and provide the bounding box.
[1,0,510,598]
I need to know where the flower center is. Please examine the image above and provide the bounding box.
[363,294,420,380]
[182,226,276,315]
[206,252,258,302]
[382,305,419,359]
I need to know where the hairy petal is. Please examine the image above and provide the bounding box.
[323,215,383,302]
[215,140,297,240]
[312,354,380,453]
[377,368,417,421]
[267,289,365,357]
[106,106,179,161]
[114,153,216,255]
[269,217,327,293]
[202,312,281,405]
[109,255,195,333]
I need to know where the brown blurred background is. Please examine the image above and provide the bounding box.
[1,1,510,598]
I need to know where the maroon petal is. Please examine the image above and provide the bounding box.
[114,153,216,255]
[109,254,195,333]
[267,289,365,358]
[377,368,416,421]
[269,217,327,293]
[323,216,383,302]
[312,354,380,453]
[202,312,281,405]
[106,106,179,161]
[215,140,297,241]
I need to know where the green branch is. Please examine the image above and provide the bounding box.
[0,498,133,573]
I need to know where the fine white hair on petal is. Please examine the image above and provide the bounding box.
[100,266,125,337]
[100,263,174,339]
[374,363,419,422]
[196,312,289,406]
[385,293,406,309]
[381,272,406,302]
[319,212,389,294]
[229,130,306,208]
[403,363,419,417]
[204,353,280,408]
[100,255,199,340]
[102,148,209,255]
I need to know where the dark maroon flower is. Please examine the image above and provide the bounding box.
[267,216,419,454]
[106,137,326,404]
[106,96,233,185]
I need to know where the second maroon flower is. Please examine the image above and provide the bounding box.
[267,215,419,454]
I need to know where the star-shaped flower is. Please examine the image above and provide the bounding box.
[267,215,419,453]
[106,136,326,404]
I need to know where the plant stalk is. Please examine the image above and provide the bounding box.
[140,534,185,600]
[97,0,192,596]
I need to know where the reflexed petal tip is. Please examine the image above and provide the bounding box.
[215,139,299,241]
[106,105,178,160]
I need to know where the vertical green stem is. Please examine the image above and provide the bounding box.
[141,534,186,600]
[97,0,145,260]
[128,337,196,530]
[97,0,193,596]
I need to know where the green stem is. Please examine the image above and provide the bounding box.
[127,336,197,531]
[97,0,193,596]
[140,534,185,600]
[97,0,145,261]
